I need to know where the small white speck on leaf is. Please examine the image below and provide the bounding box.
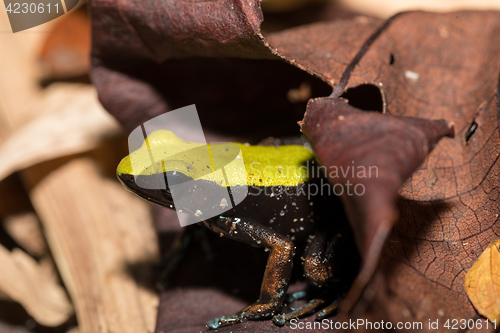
[405,70,420,83]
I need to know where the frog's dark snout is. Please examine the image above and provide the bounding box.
[116,172,177,209]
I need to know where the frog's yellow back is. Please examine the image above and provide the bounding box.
[117,130,314,187]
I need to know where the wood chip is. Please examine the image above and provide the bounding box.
[0,246,73,326]
[24,158,160,333]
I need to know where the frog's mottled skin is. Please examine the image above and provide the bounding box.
[117,130,348,328]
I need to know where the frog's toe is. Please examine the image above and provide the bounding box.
[206,302,280,329]
[240,302,281,320]
[206,318,220,330]
[206,314,240,330]
[272,296,341,326]
[315,297,341,320]
[272,313,287,327]
[272,298,325,326]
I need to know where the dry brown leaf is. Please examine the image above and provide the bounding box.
[3,212,47,257]
[0,10,156,332]
[0,84,122,182]
[0,10,54,135]
[23,157,160,333]
[300,97,455,313]
[0,246,73,326]
[0,3,161,332]
[464,238,500,323]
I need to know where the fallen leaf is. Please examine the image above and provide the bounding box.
[332,12,500,329]
[464,238,500,323]
[89,0,372,134]
[0,84,122,182]
[300,97,454,313]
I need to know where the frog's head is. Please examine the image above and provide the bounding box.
[116,130,200,210]
[116,130,243,216]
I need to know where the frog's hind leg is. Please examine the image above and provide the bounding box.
[303,230,338,288]
[271,230,341,326]
[203,216,295,329]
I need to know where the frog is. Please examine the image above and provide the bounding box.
[116,129,357,329]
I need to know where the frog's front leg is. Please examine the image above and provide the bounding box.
[203,216,295,329]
